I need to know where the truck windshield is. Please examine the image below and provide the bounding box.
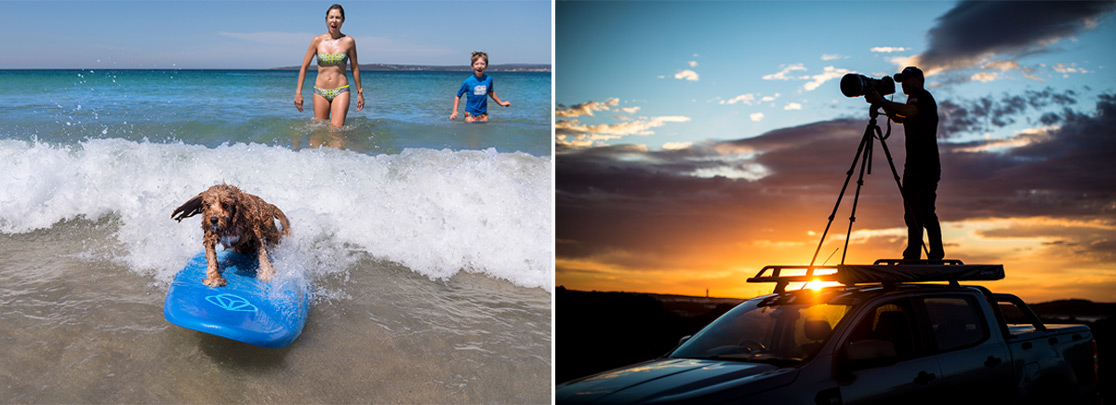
[671,291,853,365]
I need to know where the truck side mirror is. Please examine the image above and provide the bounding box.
[678,335,692,346]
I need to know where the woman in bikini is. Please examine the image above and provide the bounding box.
[294,4,364,128]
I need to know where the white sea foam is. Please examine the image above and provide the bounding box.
[0,139,554,291]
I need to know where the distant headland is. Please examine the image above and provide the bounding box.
[271,63,550,72]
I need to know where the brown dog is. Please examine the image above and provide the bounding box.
[171,184,291,287]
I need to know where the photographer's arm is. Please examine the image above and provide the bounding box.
[865,88,918,122]
[878,98,918,119]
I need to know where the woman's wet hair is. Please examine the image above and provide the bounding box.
[327,4,345,20]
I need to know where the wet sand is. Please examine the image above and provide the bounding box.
[1,222,551,403]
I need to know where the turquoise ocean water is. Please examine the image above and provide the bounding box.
[0,70,552,402]
[0,69,550,155]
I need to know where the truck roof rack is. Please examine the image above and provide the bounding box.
[747,259,1005,293]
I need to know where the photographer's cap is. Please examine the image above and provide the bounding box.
[894,66,924,82]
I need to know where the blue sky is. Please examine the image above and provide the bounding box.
[557,1,1116,152]
[0,1,551,69]
[556,1,1116,302]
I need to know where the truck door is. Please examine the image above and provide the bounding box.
[836,298,944,404]
[920,295,1013,401]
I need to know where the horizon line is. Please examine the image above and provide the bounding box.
[556,285,1116,305]
[0,63,553,72]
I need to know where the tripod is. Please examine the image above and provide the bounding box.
[808,106,924,267]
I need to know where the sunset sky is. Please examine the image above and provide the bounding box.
[556,1,1116,303]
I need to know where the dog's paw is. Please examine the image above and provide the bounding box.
[202,276,227,287]
[257,267,274,282]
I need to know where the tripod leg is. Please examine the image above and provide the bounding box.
[841,133,873,264]
[809,128,874,267]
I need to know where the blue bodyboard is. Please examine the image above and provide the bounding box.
[164,250,309,348]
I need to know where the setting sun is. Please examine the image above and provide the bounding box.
[805,279,842,291]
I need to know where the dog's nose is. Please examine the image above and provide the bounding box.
[209,216,219,225]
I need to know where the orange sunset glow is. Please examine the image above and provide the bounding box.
[556,110,1116,304]
[558,215,1116,303]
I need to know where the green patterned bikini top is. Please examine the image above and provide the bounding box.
[317,52,348,66]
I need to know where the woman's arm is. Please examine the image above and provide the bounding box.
[347,37,364,111]
[294,37,320,112]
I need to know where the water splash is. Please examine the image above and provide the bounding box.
[0,138,554,291]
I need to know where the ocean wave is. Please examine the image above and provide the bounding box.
[0,138,554,291]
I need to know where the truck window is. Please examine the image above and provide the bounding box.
[997,301,1028,324]
[923,296,987,352]
[846,299,920,360]
[670,292,853,364]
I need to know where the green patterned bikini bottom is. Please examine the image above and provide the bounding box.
[314,85,350,101]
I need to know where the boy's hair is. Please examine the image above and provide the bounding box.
[471,51,489,64]
[327,4,345,20]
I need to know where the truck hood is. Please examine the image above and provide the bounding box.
[556,358,799,403]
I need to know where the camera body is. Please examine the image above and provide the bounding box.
[840,74,895,98]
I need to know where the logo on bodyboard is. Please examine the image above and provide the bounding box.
[206,293,259,312]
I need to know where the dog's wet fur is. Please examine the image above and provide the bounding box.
[172,184,291,287]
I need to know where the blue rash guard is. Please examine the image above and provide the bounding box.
[457,74,494,115]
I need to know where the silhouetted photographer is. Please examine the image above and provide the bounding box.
[864,66,943,261]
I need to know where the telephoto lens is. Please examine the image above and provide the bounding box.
[840,74,895,98]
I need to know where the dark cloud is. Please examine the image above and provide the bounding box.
[930,93,1115,221]
[1039,112,1061,126]
[918,1,1116,71]
[938,87,1081,137]
[980,222,1116,263]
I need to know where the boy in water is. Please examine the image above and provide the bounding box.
[450,51,511,122]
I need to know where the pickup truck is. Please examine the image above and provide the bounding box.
[557,260,1098,404]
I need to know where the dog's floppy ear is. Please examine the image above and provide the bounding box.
[171,194,205,222]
